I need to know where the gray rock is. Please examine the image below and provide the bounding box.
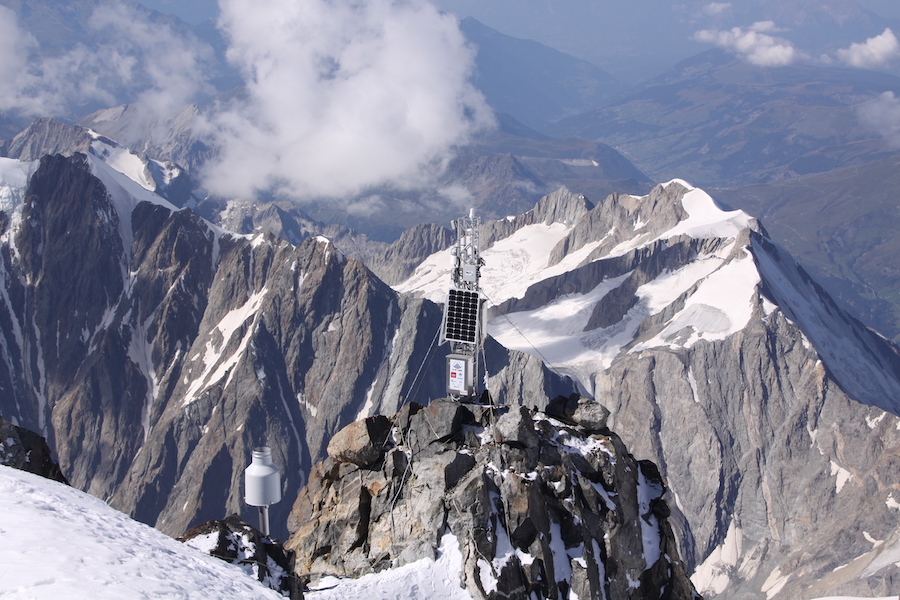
[493,405,539,448]
[0,416,68,484]
[179,514,303,599]
[285,401,699,599]
[327,415,392,467]
[546,394,610,432]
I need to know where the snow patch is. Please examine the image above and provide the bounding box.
[761,566,790,600]
[665,187,753,241]
[866,412,887,429]
[309,534,470,600]
[691,520,743,596]
[830,461,852,493]
[636,468,662,568]
[0,157,39,212]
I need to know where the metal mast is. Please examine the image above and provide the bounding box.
[441,208,484,399]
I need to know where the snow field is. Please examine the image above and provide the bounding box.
[0,466,283,599]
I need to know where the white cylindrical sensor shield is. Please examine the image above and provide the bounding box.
[244,446,282,507]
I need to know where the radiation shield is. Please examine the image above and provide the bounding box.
[244,447,281,507]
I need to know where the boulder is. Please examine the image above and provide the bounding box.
[326,415,392,467]
[546,393,610,432]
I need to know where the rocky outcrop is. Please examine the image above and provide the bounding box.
[286,397,699,600]
[480,188,595,250]
[1,118,93,161]
[0,415,68,484]
[366,222,455,285]
[180,513,303,599]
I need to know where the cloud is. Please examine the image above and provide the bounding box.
[0,5,107,117]
[858,91,900,147]
[693,22,800,66]
[87,3,215,140]
[198,0,494,200]
[836,28,900,69]
[0,3,214,133]
[700,3,732,17]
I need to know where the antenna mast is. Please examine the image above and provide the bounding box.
[441,208,484,399]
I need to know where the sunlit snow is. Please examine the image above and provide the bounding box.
[0,466,283,600]
[307,534,470,600]
[0,157,39,212]
[396,182,762,399]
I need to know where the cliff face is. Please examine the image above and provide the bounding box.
[287,397,699,600]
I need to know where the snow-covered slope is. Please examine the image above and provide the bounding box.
[0,465,283,599]
[396,180,900,411]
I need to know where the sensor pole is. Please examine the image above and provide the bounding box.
[244,446,281,536]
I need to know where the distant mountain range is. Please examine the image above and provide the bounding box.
[549,48,900,187]
[435,0,900,82]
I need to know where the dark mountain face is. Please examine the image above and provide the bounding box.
[0,152,572,540]
[549,49,900,187]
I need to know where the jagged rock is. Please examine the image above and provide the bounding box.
[0,416,68,484]
[180,514,303,599]
[285,400,699,600]
[1,118,93,161]
[493,405,539,448]
[326,415,392,467]
[366,223,455,285]
[546,394,610,432]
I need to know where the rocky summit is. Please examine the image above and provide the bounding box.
[286,396,699,600]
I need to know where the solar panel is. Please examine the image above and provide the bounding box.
[443,288,481,343]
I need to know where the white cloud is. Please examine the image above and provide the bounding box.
[0,2,214,132]
[693,23,800,67]
[748,21,785,34]
[198,0,494,200]
[0,5,107,117]
[701,3,732,17]
[87,3,215,140]
[858,91,900,147]
[836,28,900,69]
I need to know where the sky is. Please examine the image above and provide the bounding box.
[2,0,900,201]
[135,0,900,26]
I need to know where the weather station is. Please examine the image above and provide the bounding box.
[441,209,485,400]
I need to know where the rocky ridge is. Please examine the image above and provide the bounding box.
[286,396,699,600]
[180,514,303,599]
